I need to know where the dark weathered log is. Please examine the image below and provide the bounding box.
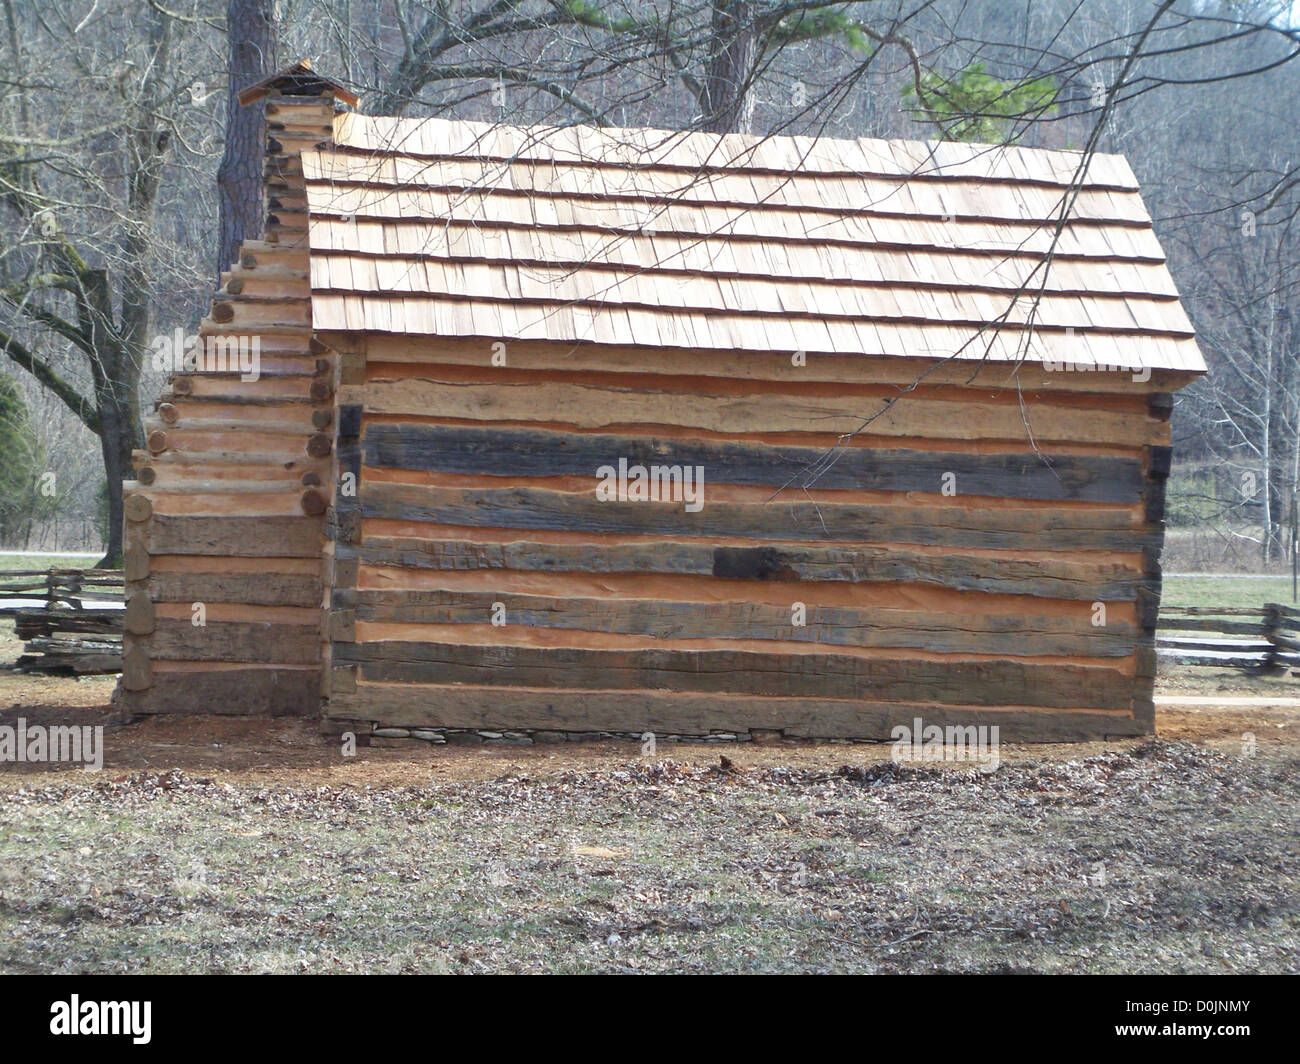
[147,570,321,607]
[363,424,1145,503]
[337,403,362,440]
[346,537,1149,601]
[360,481,1155,553]
[116,667,317,716]
[301,488,329,515]
[325,683,1147,741]
[337,587,1137,657]
[336,640,1135,709]
[144,618,319,664]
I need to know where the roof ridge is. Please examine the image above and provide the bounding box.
[328,112,1138,191]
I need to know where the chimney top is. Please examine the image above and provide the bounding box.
[236,58,360,109]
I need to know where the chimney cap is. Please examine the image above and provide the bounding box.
[236,58,360,109]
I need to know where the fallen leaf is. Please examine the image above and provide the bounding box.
[573,845,627,859]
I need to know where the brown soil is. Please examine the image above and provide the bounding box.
[1,666,1296,789]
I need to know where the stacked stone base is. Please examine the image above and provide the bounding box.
[318,721,891,747]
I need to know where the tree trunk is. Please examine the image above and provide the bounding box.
[216,0,278,277]
[96,400,127,568]
[701,0,757,134]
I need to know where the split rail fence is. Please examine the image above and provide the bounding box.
[0,569,125,674]
[1156,603,1300,672]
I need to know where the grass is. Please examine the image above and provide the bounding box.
[1162,574,1299,610]
[0,744,1295,973]
[0,551,100,572]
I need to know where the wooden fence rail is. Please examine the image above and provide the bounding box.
[1156,603,1300,671]
[0,568,124,674]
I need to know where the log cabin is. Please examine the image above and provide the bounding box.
[113,61,1206,743]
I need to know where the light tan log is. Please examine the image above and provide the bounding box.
[355,377,1166,447]
[361,335,1200,397]
[124,495,154,523]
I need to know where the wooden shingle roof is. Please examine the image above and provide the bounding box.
[302,114,1205,373]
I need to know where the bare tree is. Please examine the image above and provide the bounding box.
[0,0,216,564]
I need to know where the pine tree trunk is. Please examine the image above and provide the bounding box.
[216,0,278,277]
[701,0,757,134]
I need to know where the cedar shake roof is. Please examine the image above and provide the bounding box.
[301,113,1205,373]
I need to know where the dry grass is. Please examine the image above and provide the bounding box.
[0,642,1296,973]
[0,740,1294,974]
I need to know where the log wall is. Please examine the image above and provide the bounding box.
[114,87,342,718]
[323,335,1191,741]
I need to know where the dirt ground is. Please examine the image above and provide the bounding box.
[0,666,1296,787]
[0,659,1295,974]
[0,603,1296,785]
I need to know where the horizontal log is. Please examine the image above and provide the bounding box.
[364,424,1145,503]
[335,640,1135,709]
[116,666,318,716]
[1156,636,1271,653]
[159,399,317,425]
[357,377,1164,447]
[144,425,317,457]
[1156,617,1268,635]
[141,492,305,519]
[1159,606,1266,617]
[143,618,320,664]
[323,683,1148,740]
[360,482,1154,553]
[1266,630,1300,653]
[146,570,322,607]
[360,336,1197,397]
[347,537,1148,601]
[143,515,323,557]
[1155,647,1270,668]
[12,610,121,637]
[335,587,1137,657]
[205,297,310,328]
